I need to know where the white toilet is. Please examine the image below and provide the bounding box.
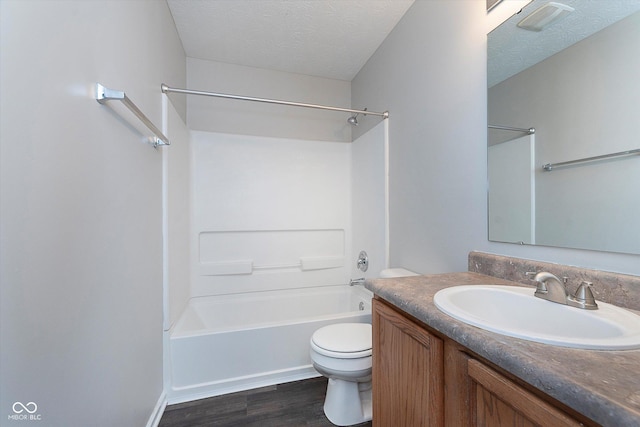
[310,268,418,426]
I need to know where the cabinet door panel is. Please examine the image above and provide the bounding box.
[468,359,583,427]
[476,386,538,427]
[372,299,444,427]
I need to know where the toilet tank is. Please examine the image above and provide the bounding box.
[379,268,419,278]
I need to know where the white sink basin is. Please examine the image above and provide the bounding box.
[433,285,640,350]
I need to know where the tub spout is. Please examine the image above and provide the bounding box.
[349,278,365,286]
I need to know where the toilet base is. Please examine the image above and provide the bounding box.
[323,378,372,426]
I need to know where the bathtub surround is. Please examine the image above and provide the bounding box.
[350,121,390,278]
[190,131,352,297]
[164,118,388,402]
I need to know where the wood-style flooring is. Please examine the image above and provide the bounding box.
[159,377,372,427]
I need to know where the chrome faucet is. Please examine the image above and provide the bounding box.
[527,271,598,310]
[349,277,365,286]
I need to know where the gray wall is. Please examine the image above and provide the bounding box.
[352,0,640,276]
[352,0,488,274]
[0,1,185,425]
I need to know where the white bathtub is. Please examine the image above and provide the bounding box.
[168,285,373,403]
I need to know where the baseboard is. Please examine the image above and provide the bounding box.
[146,390,168,427]
[167,365,320,405]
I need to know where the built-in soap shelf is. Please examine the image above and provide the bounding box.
[199,256,344,276]
[198,229,346,277]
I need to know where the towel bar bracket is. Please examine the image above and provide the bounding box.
[95,83,170,148]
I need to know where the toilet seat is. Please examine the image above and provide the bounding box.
[311,323,372,359]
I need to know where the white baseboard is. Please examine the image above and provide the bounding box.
[146,390,168,427]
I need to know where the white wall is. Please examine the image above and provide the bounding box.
[350,121,389,278]
[352,0,640,276]
[190,132,351,297]
[185,58,353,142]
[0,1,185,425]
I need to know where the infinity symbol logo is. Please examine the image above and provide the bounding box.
[12,401,38,414]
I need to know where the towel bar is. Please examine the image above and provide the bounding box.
[96,83,170,148]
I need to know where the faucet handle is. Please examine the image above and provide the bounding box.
[573,281,598,309]
[356,251,369,272]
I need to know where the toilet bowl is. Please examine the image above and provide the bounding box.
[310,323,373,426]
[310,267,418,426]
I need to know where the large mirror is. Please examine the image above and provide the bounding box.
[487,0,640,255]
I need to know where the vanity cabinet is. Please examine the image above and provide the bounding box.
[372,298,444,426]
[372,297,596,427]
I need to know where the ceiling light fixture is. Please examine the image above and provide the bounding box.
[517,2,575,32]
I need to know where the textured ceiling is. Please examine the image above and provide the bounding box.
[167,0,415,81]
[489,0,640,87]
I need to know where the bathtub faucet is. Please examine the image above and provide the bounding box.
[349,277,365,286]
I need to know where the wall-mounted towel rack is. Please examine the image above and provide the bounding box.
[488,124,535,134]
[542,148,640,171]
[95,83,170,148]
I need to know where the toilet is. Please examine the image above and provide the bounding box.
[310,268,418,426]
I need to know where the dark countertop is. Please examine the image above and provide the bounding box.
[366,272,640,427]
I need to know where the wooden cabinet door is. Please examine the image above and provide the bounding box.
[372,298,444,427]
[468,359,584,427]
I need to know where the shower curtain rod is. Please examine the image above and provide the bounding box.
[161,84,389,119]
[488,124,535,134]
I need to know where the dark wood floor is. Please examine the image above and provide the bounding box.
[159,377,372,427]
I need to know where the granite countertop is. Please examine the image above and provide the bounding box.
[366,272,640,427]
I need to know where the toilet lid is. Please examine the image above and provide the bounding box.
[311,323,372,354]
